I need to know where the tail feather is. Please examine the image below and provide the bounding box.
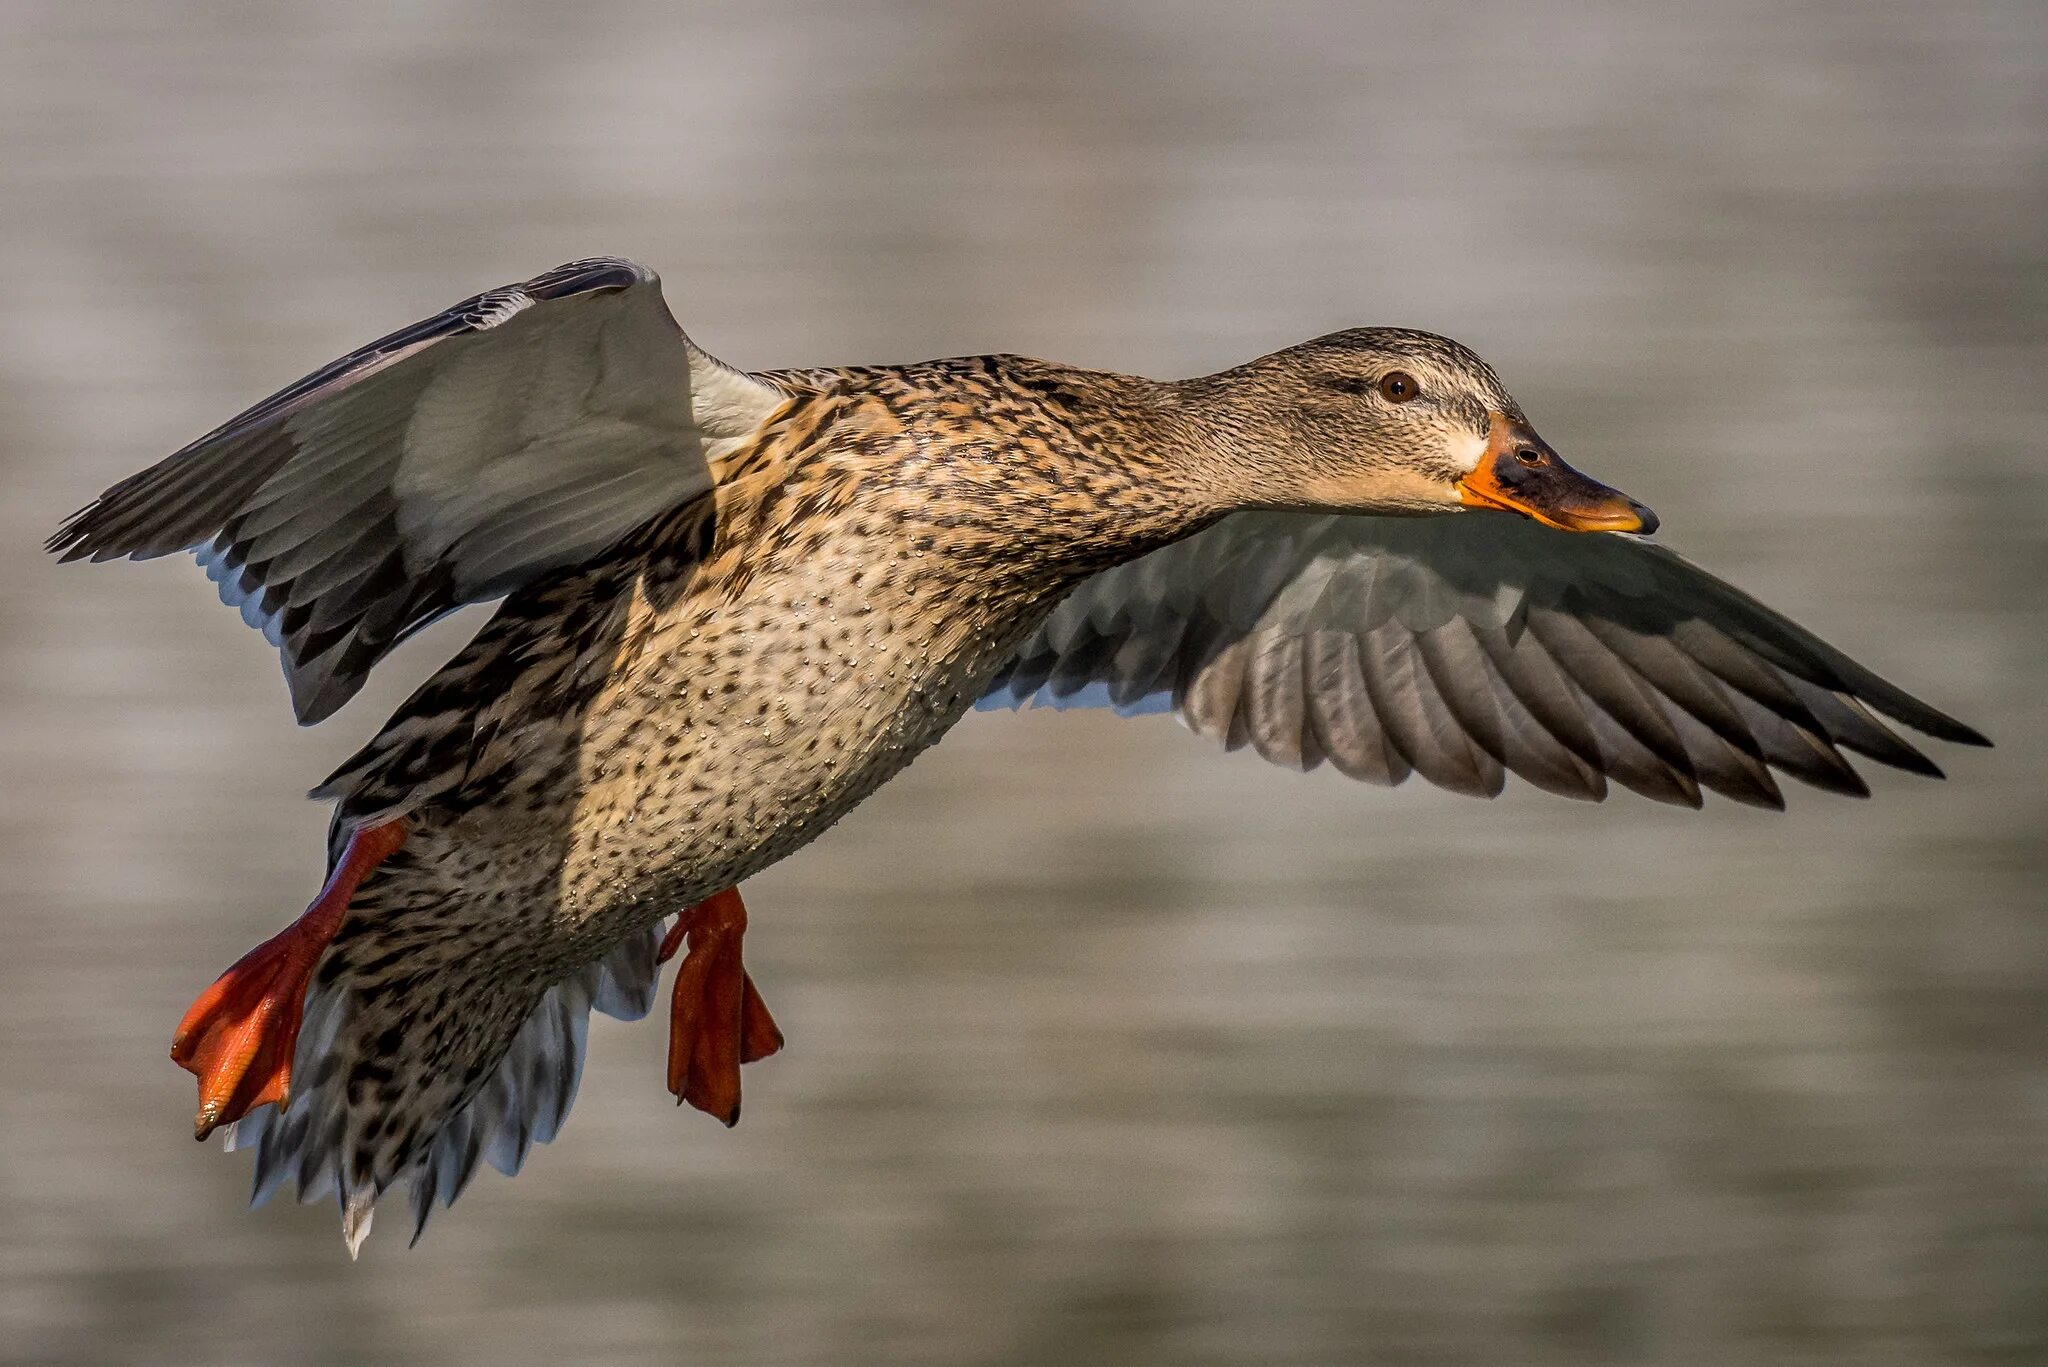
[220,918,666,1249]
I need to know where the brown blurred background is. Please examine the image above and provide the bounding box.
[2,3,2043,1364]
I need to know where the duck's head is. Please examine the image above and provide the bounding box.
[1176,328,1657,535]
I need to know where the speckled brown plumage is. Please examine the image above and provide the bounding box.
[51,258,1983,1249]
[301,358,1220,1201]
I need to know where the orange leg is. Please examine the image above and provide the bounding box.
[656,887,783,1125]
[171,818,407,1140]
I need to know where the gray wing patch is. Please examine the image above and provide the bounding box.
[981,511,1987,808]
[50,257,777,722]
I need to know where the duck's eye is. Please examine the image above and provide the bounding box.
[1377,371,1420,404]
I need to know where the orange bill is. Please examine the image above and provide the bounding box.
[1457,412,1657,534]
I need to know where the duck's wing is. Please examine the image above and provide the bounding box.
[980,511,1988,808]
[49,257,786,723]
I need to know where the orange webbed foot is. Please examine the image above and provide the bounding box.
[171,819,405,1139]
[171,936,310,1138]
[658,887,784,1125]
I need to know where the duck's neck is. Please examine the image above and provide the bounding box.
[1153,366,1356,515]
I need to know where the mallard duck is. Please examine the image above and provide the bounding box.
[51,257,1985,1254]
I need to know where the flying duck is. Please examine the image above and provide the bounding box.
[50,258,1986,1253]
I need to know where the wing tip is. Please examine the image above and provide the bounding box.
[1826,768,1874,800]
[45,512,85,558]
[1879,702,1991,751]
[1884,747,1945,781]
[1939,719,1993,749]
[45,514,177,565]
[47,502,120,561]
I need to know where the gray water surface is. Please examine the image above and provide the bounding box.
[1,3,2042,1363]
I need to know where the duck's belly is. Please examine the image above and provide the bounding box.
[546,553,1047,949]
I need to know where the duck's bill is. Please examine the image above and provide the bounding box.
[1457,412,1658,535]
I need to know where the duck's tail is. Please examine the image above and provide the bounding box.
[218,915,664,1256]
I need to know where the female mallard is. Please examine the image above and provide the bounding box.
[52,258,1985,1253]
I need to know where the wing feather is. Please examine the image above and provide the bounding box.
[1523,606,1698,780]
[1360,622,1505,798]
[981,510,1984,806]
[1419,622,1604,801]
[1243,631,1311,770]
[1303,631,1412,786]
[50,257,785,722]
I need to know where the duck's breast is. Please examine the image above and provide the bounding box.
[553,514,1055,940]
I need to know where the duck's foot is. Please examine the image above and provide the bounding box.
[657,887,783,1125]
[171,818,407,1140]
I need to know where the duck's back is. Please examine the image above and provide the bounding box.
[318,365,1125,948]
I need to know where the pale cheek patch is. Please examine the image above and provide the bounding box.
[1449,427,1489,476]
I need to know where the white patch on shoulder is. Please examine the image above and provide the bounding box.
[683,341,787,460]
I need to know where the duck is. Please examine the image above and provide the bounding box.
[50,257,1987,1254]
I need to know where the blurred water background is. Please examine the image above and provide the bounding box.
[2,3,2043,1363]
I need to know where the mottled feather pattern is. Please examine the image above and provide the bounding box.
[223,919,662,1245]
[49,260,1983,1247]
[223,355,1209,1229]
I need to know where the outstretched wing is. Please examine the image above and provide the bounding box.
[50,257,786,723]
[981,511,1987,808]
